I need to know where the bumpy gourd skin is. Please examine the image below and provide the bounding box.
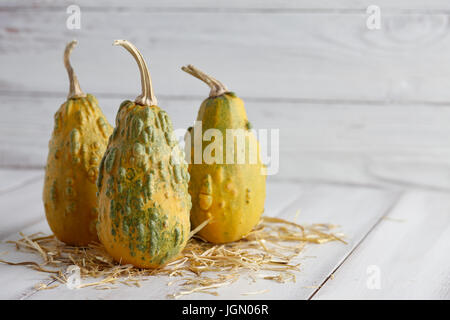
[97,100,191,268]
[188,93,266,243]
[43,94,112,246]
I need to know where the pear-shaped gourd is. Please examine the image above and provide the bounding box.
[97,40,191,268]
[43,40,113,246]
[182,65,266,243]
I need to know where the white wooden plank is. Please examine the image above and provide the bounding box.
[5,0,450,11]
[0,169,42,194]
[0,177,44,240]
[25,183,397,299]
[2,95,450,190]
[1,9,450,103]
[0,220,53,300]
[0,169,53,299]
[313,189,450,299]
[262,179,302,217]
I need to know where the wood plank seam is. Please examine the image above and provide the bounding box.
[276,177,392,192]
[366,173,450,193]
[3,90,450,108]
[2,6,450,15]
[307,190,404,300]
[0,165,44,170]
[0,217,45,242]
[0,175,43,196]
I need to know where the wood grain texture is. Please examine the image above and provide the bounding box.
[0,170,51,300]
[1,6,450,103]
[5,0,450,11]
[0,177,44,241]
[313,189,450,299]
[0,220,53,300]
[24,183,397,299]
[0,169,42,194]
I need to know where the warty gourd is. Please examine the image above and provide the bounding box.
[182,65,266,243]
[43,40,113,246]
[97,40,191,268]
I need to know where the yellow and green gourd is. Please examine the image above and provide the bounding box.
[182,65,266,243]
[97,40,191,268]
[43,40,113,246]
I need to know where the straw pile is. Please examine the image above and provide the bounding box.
[0,216,345,298]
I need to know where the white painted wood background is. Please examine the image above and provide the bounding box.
[0,0,449,300]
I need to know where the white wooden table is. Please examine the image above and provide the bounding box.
[1,169,449,300]
[1,0,450,299]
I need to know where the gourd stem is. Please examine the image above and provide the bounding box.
[114,40,157,106]
[64,40,86,99]
[181,65,228,98]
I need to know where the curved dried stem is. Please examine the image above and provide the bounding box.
[114,40,157,106]
[181,65,228,98]
[64,40,86,99]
